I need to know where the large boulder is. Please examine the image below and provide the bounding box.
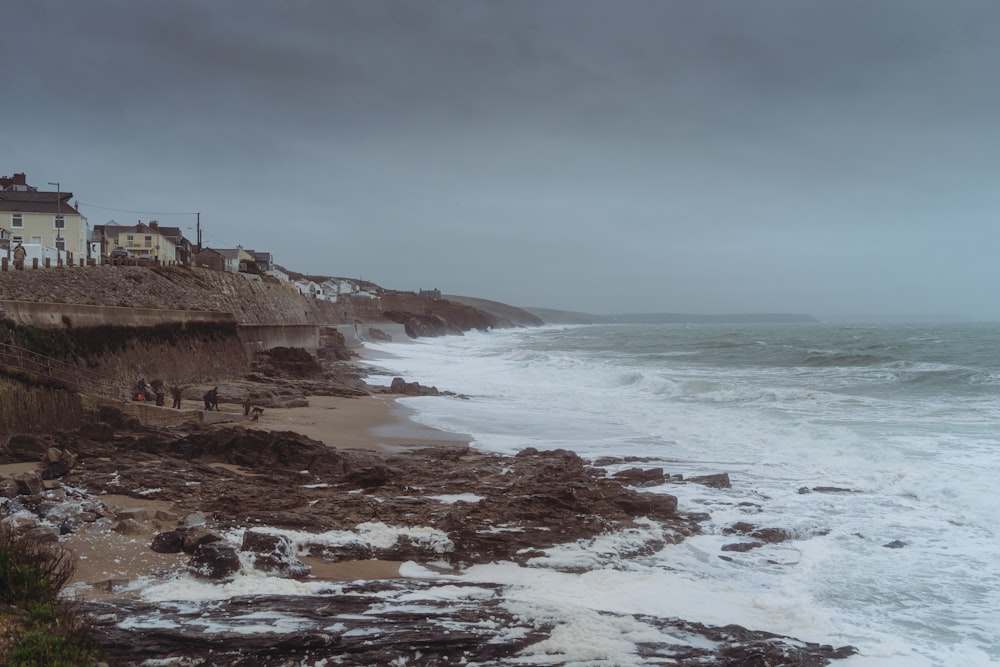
[242,530,310,579]
[13,471,44,496]
[188,542,241,579]
[3,434,47,462]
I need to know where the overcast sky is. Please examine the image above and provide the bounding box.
[5,1,1000,320]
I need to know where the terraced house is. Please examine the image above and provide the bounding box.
[0,172,89,261]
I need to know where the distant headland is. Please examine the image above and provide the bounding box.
[444,297,818,326]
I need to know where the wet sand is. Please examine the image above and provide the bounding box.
[244,394,471,453]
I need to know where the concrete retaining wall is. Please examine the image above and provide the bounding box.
[0,300,235,329]
[238,324,321,355]
[332,323,410,348]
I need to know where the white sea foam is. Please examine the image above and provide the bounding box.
[427,493,484,504]
[365,323,1000,665]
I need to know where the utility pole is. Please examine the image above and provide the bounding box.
[197,212,202,251]
[48,181,61,255]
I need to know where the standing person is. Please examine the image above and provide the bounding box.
[171,385,183,409]
[135,378,148,401]
[12,243,26,270]
[203,387,214,411]
[210,387,220,411]
[243,396,252,416]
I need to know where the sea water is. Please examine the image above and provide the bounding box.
[366,322,1000,666]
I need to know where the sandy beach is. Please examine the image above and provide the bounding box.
[244,393,471,453]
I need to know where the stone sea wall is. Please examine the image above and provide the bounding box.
[0,375,85,435]
[0,265,350,326]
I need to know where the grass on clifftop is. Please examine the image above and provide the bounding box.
[0,526,102,666]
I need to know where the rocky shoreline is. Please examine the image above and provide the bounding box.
[0,345,858,665]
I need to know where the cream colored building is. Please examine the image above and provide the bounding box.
[0,188,89,260]
[102,221,179,262]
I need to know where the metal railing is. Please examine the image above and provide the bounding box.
[0,342,126,399]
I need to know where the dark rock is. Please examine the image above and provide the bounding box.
[41,460,71,479]
[0,477,19,498]
[79,582,856,667]
[383,311,451,338]
[114,519,146,536]
[688,473,732,489]
[188,542,241,579]
[724,523,790,544]
[388,377,448,396]
[4,434,47,462]
[13,471,44,496]
[812,486,856,493]
[752,527,790,543]
[181,526,224,553]
[344,464,395,488]
[175,428,351,477]
[242,530,310,578]
[79,422,115,442]
[116,508,149,522]
[723,521,757,535]
[721,542,764,552]
[151,530,186,554]
[250,347,324,379]
[612,467,666,486]
[883,540,906,549]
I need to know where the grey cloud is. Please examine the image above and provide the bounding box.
[5,0,1000,319]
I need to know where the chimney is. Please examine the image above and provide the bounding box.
[0,173,27,190]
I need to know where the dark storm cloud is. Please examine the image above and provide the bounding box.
[5,1,1000,319]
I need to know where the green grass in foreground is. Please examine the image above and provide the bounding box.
[0,526,103,666]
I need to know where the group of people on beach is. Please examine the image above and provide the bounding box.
[131,380,262,420]
[133,378,218,412]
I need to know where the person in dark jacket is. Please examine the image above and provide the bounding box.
[203,387,219,411]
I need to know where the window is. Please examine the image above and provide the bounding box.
[11,235,22,244]
[126,235,134,247]
[55,237,65,251]
[11,213,22,228]
[54,215,65,229]
[145,235,153,247]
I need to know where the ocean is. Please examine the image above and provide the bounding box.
[365,322,1000,666]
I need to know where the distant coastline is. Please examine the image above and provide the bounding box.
[518,307,819,326]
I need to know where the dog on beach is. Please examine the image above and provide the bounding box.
[251,406,264,422]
